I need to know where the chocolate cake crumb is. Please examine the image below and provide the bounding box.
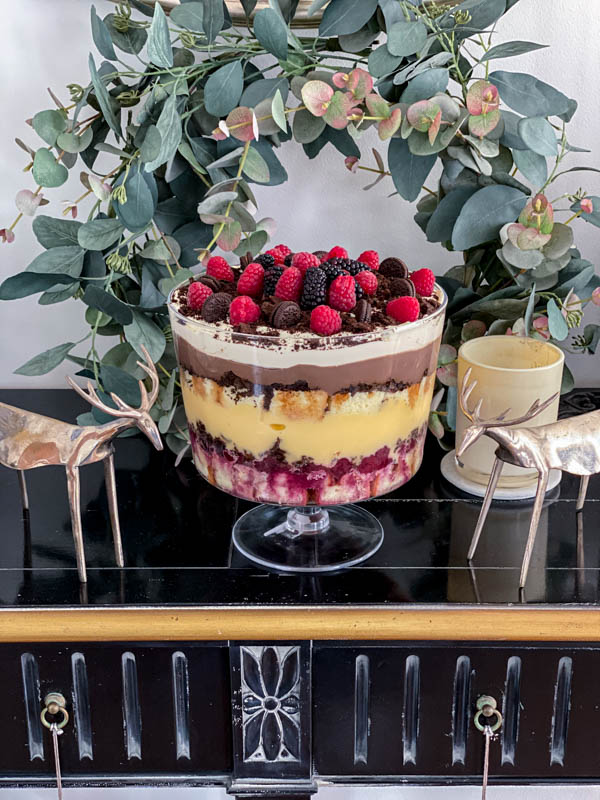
[379,257,409,278]
[201,292,231,322]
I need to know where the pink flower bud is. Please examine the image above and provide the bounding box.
[592,287,600,306]
[15,189,43,216]
[332,72,349,88]
[581,198,594,214]
[88,174,111,202]
[344,156,359,173]
[505,327,513,336]
[0,228,15,243]
[533,316,551,340]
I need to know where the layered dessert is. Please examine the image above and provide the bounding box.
[169,245,446,505]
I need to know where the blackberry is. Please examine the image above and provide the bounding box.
[320,260,345,284]
[263,266,284,297]
[345,259,369,276]
[300,267,327,310]
[355,283,365,301]
[284,253,293,266]
[255,253,275,269]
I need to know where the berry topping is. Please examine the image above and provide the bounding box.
[271,300,302,329]
[237,262,264,297]
[275,244,292,257]
[386,295,420,324]
[355,270,378,295]
[410,267,435,297]
[320,260,346,284]
[230,295,261,325]
[284,253,293,266]
[328,274,357,311]
[379,257,409,278]
[265,247,288,265]
[255,253,275,269]
[291,251,320,273]
[357,250,379,271]
[310,305,342,336]
[300,267,327,310]
[275,267,303,302]
[201,292,232,322]
[206,256,235,282]
[355,299,372,322]
[325,245,348,260]
[264,266,285,297]
[313,250,327,260]
[187,281,213,311]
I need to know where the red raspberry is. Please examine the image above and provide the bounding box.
[187,281,213,311]
[410,268,435,297]
[325,245,348,261]
[358,250,379,270]
[291,251,320,274]
[206,256,234,282]
[229,295,261,325]
[328,274,357,311]
[237,262,264,298]
[310,305,342,336]
[387,296,420,323]
[275,244,292,257]
[275,267,303,301]
[266,247,287,265]
[355,270,378,295]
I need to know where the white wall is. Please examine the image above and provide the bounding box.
[1,0,599,388]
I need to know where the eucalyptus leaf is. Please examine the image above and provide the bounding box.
[91,5,116,61]
[518,117,557,157]
[101,364,142,406]
[78,218,124,251]
[147,2,173,68]
[489,71,572,118]
[241,77,289,108]
[387,21,428,58]
[254,8,288,60]
[400,69,449,104]
[452,185,528,251]
[33,215,81,248]
[203,0,225,43]
[89,54,121,139]
[368,44,402,78]
[292,108,326,143]
[513,148,547,187]
[480,41,547,61]
[271,90,287,132]
[319,0,378,37]
[547,298,569,341]
[26,246,85,277]
[105,14,147,54]
[523,283,537,335]
[56,128,94,154]
[0,272,76,301]
[170,2,204,30]
[83,285,133,325]
[388,137,436,203]
[426,186,478,243]
[144,93,182,172]
[234,229,268,257]
[15,342,77,376]
[32,148,68,188]
[204,61,244,117]
[32,110,67,147]
[140,124,162,163]
[124,310,166,362]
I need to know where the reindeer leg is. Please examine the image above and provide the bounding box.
[467,456,504,561]
[520,470,549,588]
[66,466,87,583]
[18,471,29,511]
[577,475,590,512]
[104,452,124,568]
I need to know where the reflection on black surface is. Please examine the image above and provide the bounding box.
[1,389,600,608]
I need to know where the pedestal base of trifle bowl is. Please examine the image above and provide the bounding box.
[232,504,384,572]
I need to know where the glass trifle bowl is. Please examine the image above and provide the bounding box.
[168,270,446,572]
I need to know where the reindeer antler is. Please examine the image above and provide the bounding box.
[135,345,160,409]
[459,368,484,423]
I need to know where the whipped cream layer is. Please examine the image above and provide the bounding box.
[170,286,446,394]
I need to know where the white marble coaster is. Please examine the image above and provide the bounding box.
[440,450,562,500]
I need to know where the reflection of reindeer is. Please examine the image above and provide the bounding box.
[458,368,600,587]
[0,347,162,582]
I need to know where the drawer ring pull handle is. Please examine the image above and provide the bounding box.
[474,694,502,733]
[41,693,69,730]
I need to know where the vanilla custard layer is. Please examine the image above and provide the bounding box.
[182,372,435,464]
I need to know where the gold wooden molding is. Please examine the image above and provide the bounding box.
[2,605,600,643]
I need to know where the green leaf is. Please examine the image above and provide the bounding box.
[26,246,85,278]
[254,8,288,60]
[39,284,81,305]
[489,71,572,118]
[89,54,121,139]
[91,5,116,60]
[32,148,68,188]
[33,215,81,248]
[292,109,326,143]
[387,21,428,58]
[0,272,75,300]
[400,69,449,104]
[513,149,547,187]
[101,364,141,406]
[158,269,194,298]
[547,298,568,341]
[56,128,94,154]
[204,61,244,117]
[524,283,537,335]
[561,363,574,394]
[105,14,147,53]
[271,89,287,132]
[241,77,289,107]
[319,0,378,37]
[78,218,124,250]
[32,110,67,146]
[216,219,242,251]
[170,2,204,30]
[452,185,528,251]
[116,161,156,231]
[518,117,557,157]
[15,342,77,376]
[140,124,162,163]
[203,0,224,43]
[368,44,402,79]
[388,137,436,202]
[144,93,182,172]
[124,310,166,362]
[234,229,268,257]
[83,285,133,325]
[426,187,478,243]
[243,147,271,183]
[148,2,173,68]
[480,40,547,62]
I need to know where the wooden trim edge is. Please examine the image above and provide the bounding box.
[2,605,600,642]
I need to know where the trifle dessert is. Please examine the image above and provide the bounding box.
[169,245,446,520]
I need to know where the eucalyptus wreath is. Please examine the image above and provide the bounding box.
[2,0,599,454]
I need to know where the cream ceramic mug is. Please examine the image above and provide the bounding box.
[455,336,564,488]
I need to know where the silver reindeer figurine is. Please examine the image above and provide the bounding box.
[0,346,163,582]
[458,368,600,587]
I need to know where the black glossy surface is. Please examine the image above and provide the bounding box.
[2,388,600,608]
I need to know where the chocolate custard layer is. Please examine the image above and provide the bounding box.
[174,334,438,396]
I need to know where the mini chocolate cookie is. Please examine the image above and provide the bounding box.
[239,251,254,269]
[354,299,372,322]
[197,275,221,292]
[201,292,231,322]
[271,300,302,329]
[313,250,327,260]
[389,277,416,297]
[379,257,409,278]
